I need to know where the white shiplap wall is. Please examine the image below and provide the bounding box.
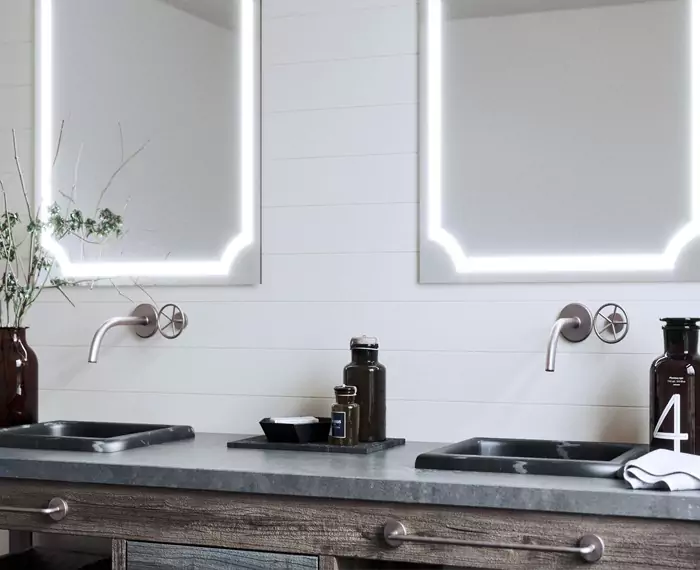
[1,0,697,443]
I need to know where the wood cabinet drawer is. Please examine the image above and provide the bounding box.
[0,480,695,569]
[126,541,318,570]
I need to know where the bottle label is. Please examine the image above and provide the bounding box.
[331,411,346,439]
[652,392,689,452]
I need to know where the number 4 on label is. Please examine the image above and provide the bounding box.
[653,394,689,452]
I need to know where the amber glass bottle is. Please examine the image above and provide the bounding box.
[329,385,359,446]
[650,318,700,454]
[344,336,386,442]
[0,329,38,427]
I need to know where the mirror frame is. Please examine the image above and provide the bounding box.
[34,0,261,285]
[419,0,699,283]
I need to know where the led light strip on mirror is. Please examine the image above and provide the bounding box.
[424,0,699,274]
[35,0,258,279]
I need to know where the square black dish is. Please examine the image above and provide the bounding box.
[228,435,406,455]
[415,437,648,478]
[259,417,331,444]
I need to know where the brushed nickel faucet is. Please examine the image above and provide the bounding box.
[88,303,189,363]
[545,303,592,372]
[88,304,158,363]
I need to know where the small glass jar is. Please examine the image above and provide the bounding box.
[329,385,360,446]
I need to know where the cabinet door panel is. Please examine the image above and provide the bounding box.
[127,541,318,570]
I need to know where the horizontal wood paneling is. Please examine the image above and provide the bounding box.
[264,55,417,112]
[37,347,650,408]
[263,204,417,254]
[263,0,410,19]
[24,299,694,354]
[263,4,416,65]
[264,105,417,160]
[263,154,417,207]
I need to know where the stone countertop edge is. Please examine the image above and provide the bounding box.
[0,433,696,522]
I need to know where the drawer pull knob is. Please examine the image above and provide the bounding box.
[383,519,604,563]
[0,497,68,521]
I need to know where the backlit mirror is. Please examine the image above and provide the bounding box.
[420,0,694,282]
[36,0,260,284]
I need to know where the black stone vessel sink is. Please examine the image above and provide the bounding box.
[415,437,648,478]
[0,421,194,453]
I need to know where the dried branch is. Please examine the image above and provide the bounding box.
[71,142,84,203]
[12,130,31,219]
[95,139,150,212]
[132,278,158,309]
[118,121,125,163]
[54,285,75,307]
[53,119,65,167]
[58,190,76,205]
[109,279,134,303]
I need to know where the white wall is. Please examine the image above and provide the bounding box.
[1,0,699,443]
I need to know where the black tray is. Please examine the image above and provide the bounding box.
[228,435,405,455]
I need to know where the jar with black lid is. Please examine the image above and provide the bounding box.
[329,385,359,446]
[344,335,386,442]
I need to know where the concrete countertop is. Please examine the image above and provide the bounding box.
[0,434,696,522]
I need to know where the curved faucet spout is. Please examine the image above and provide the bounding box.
[89,316,148,363]
[545,317,580,372]
[88,304,159,363]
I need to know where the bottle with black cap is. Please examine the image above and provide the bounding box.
[650,318,700,454]
[344,335,386,442]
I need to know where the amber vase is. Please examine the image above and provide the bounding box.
[0,328,38,427]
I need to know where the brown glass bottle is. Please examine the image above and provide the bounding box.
[0,329,38,427]
[344,336,386,442]
[650,318,700,454]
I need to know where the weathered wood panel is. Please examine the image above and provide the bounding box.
[318,556,339,570]
[0,480,694,569]
[127,541,317,570]
[112,539,127,570]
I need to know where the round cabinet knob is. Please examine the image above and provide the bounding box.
[594,304,629,344]
[157,304,188,339]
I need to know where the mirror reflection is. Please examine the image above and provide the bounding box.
[38,0,259,282]
[423,0,690,280]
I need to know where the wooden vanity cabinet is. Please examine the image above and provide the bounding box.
[0,480,694,570]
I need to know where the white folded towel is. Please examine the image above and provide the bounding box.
[623,449,700,491]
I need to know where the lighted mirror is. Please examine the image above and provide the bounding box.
[420,0,695,282]
[36,0,260,284]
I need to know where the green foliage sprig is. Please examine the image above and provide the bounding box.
[0,125,145,328]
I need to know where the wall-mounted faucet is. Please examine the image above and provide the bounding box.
[88,303,188,363]
[88,304,158,363]
[545,303,593,372]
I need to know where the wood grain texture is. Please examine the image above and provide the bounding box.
[318,556,338,570]
[0,480,695,569]
[127,541,317,570]
[112,539,127,570]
